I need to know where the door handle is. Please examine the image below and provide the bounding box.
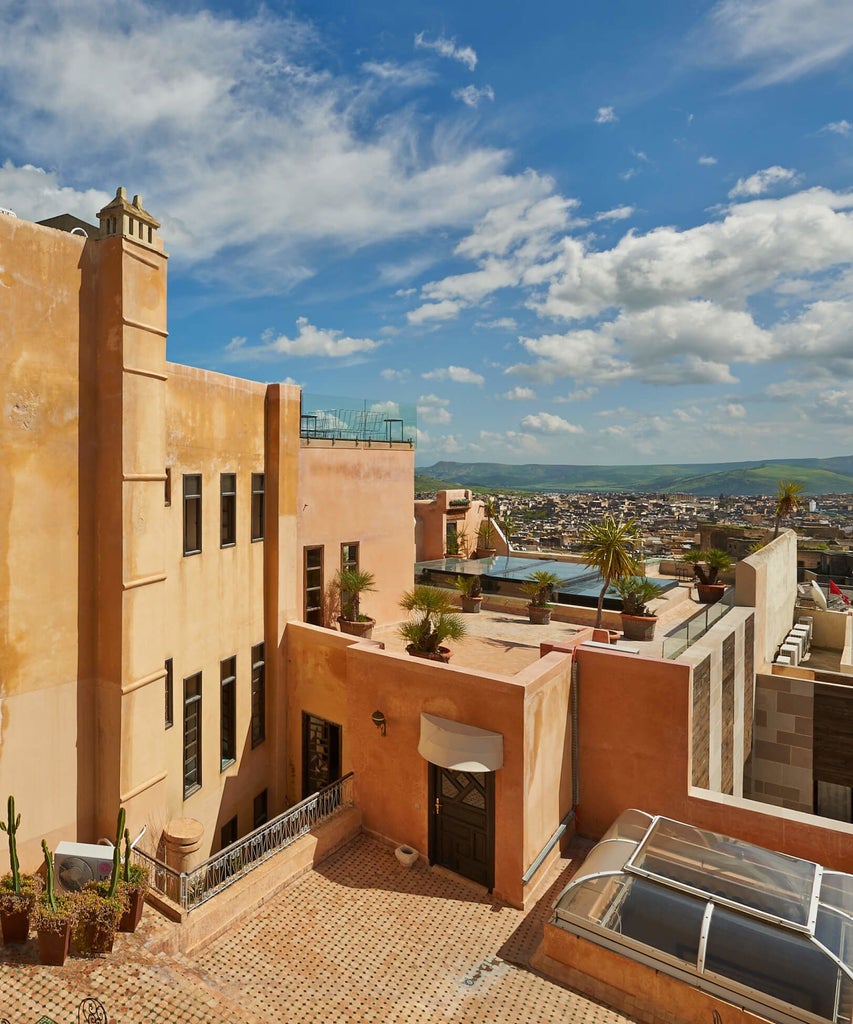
[434,797,441,814]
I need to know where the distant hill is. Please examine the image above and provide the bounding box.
[415,456,853,496]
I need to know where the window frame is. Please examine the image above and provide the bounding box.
[251,472,265,542]
[251,642,266,749]
[164,657,173,730]
[304,545,324,625]
[341,542,359,573]
[220,655,237,770]
[183,672,203,799]
[220,472,236,548]
[183,474,202,556]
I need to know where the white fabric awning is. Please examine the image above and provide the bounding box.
[418,713,503,772]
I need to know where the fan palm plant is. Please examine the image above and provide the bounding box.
[773,481,803,538]
[398,586,467,660]
[580,516,641,628]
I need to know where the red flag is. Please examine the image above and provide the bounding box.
[829,580,850,605]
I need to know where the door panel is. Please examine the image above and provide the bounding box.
[430,765,494,889]
[302,713,342,798]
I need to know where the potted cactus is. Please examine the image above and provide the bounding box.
[117,827,149,933]
[34,840,74,965]
[522,570,561,624]
[616,577,664,641]
[682,549,732,603]
[453,574,483,613]
[0,796,41,944]
[399,586,467,662]
[72,809,127,956]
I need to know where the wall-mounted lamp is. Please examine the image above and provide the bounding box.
[371,710,387,736]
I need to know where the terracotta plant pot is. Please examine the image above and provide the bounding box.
[0,905,31,944]
[473,548,496,560]
[118,887,146,933]
[461,596,482,613]
[696,584,726,605]
[620,614,657,642]
[528,605,552,625]
[406,645,451,663]
[37,919,72,966]
[337,616,375,640]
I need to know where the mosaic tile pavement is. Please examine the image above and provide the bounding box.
[0,834,635,1024]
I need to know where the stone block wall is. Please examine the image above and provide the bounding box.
[750,673,813,813]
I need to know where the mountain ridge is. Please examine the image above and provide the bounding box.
[416,456,853,497]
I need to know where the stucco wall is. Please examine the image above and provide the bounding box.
[736,530,797,666]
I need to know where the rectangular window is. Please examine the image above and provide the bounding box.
[220,816,238,850]
[253,789,268,829]
[251,473,265,542]
[164,658,173,730]
[164,467,172,507]
[341,542,359,572]
[220,473,236,547]
[251,642,266,748]
[183,672,202,798]
[220,656,236,770]
[304,546,324,625]
[183,474,202,555]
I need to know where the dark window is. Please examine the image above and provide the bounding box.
[220,816,238,850]
[220,656,236,769]
[304,546,324,625]
[164,658,173,730]
[253,789,268,829]
[183,672,202,798]
[251,473,265,542]
[341,542,359,572]
[183,475,202,555]
[164,467,172,507]
[220,473,236,547]
[251,642,266,748]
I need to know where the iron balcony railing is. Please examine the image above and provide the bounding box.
[300,394,416,445]
[135,773,354,912]
[662,587,735,659]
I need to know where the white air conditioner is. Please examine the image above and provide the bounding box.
[54,841,114,893]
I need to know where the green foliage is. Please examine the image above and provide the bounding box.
[773,480,804,538]
[0,796,21,894]
[477,519,495,548]
[108,808,126,899]
[681,548,733,585]
[616,577,664,617]
[73,885,125,954]
[334,567,377,621]
[522,570,561,608]
[41,839,57,913]
[398,586,467,655]
[580,515,642,628]
[453,575,482,598]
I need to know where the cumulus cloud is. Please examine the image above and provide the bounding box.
[422,365,485,385]
[520,412,584,434]
[595,106,617,124]
[414,32,477,70]
[721,402,747,418]
[380,368,410,381]
[595,205,635,222]
[417,394,452,424]
[700,0,853,87]
[502,387,535,401]
[554,387,598,403]
[698,155,718,165]
[452,85,495,108]
[407,299,462,324]
[822,119,852,135]
[0,162,110,222]
[226,317,380,360]
[728,166,802,198]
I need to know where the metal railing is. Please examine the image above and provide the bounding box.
[300,394,416,445]
[135,773,354,912]
[662,588,735,660]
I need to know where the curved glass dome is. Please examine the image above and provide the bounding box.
[553,811,853,1024]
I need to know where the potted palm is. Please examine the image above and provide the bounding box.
[334,567,377,639]
[399,586,467,663]
[0,796,41,944]
[522,570,561,624]
[581,516,641,630]
[616,577,664,641]
[474,498,498,558]
[453,574,483,613]
[682,549,732,603]
[34,840,74,966]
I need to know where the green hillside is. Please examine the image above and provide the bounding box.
[415,456,853,496]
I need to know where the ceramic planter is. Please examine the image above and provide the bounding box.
[118,887,146,933]
[37,919,72,966]
[337,616,376,640]
[528,605,552,625]
[696,584,726,604]
[620,614,657,642]
[461,596,482,613]
[406,645,451,663]
[0,903,31,944]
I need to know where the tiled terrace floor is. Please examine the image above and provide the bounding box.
[0,834,635,1024]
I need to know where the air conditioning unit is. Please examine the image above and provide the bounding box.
[54,841,114,893]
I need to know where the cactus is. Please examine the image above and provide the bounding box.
[107,808,126,898]
[41,840,57,913]
[123,828,132,884]
[0,796,22,894]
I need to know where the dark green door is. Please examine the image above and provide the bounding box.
[429,765,494,889]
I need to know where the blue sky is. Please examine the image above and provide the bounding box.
[2,0,852,467]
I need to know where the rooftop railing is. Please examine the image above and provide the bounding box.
[301,394,416,445]
[662,588,735,660]
[135,773,354,912]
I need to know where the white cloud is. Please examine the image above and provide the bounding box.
[361,61,433,88]
[619,167,640,181]
[721,402,747,418]
[417,393,452,424]
[701,0,853,87]
[502,387,535,401]
[452,85,495,108]
[414,32,477,71]
[422,365,485,385]
[476,317,518,330]
[822,119,852,135]
[381,368,410,381]
[698,155,718,165]
[595,205,635,222]
[728,166,802,198]
[554,387,598,403]
[520,412,584,434]
[595,106,617,124]
[226,317,380,360]
[0,162,110,222]
[407,299,462,324]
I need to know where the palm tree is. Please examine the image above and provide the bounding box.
[773,480,803,538]
[580,515,641,628]
[398,586,467,659]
